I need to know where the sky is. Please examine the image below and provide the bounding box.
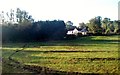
[0,0,119,26]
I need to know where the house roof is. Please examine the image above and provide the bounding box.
[80,28,87,32]
[67,27,87,32]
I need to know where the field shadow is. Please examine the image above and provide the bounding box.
[23,50,118,53]
[2,35,119,48]
[2,40,119,48]
[91,39,119,44]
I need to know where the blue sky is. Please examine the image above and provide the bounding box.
[0,0,119,25]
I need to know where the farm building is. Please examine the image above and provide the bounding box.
[78,27,88,35]
[67,28,88,36]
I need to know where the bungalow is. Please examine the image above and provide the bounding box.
[67,28,88,36]
[78,27,88,35]
[67,28,78,36]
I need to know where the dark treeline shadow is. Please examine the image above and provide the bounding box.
[2,20,67,43]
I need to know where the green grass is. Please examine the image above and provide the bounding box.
[2,58,32,73]
[27,61,119,73]
[2,35,120,73]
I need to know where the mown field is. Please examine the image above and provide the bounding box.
[2,35,120,74]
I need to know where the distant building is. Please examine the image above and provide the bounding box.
[78,27,88,35]
[67,27,88,36]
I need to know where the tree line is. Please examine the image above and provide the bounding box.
[0,8,120,42]
[66,16,120,35]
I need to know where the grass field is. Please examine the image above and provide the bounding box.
[2,35,120,74]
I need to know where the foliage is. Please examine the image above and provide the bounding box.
[78,22,86,30]
[65,21,76,30]
[2,20,66,42]
[6,9,15,24]
[16,8,34,24]
[0,8,34,25]
[87,16,102,34]
[113,20,120,34]
[32,20,67,41]
[101,18,110,33]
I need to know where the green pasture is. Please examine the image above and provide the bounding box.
[2,35,120,73]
